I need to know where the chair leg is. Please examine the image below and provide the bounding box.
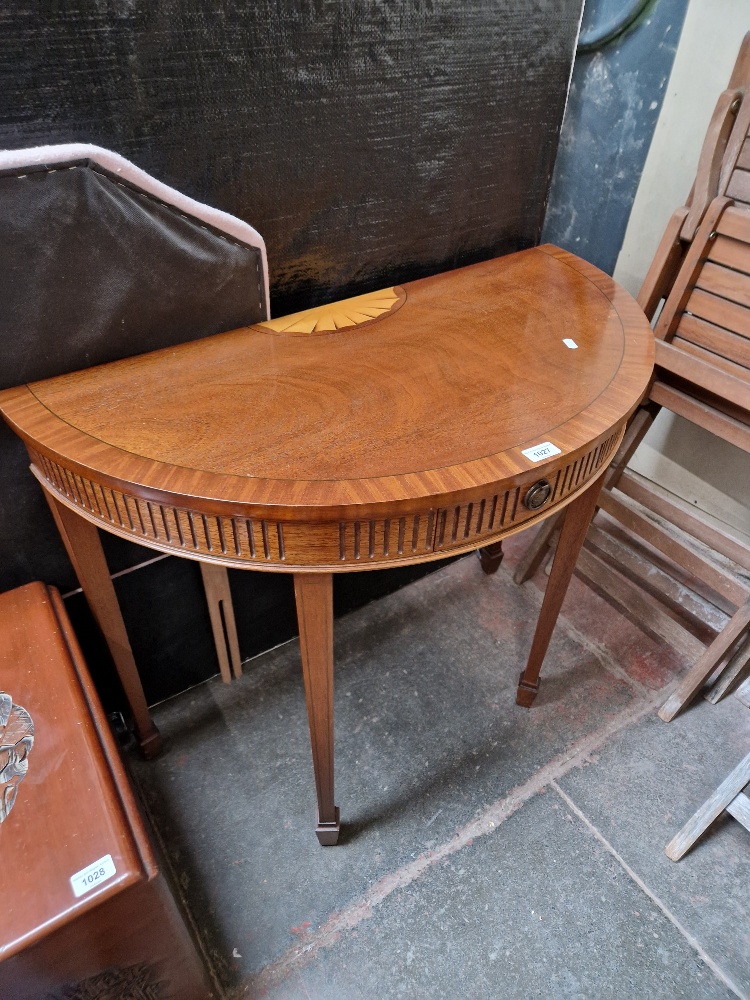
[659,601,750,722]
[704,633,750,704]
[665,749,750,861]
[603,402,661,491]
[736,674,750,708]
[200,563,242,683]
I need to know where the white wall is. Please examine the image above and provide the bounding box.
[613,0,750,544]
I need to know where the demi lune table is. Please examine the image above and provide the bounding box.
[0,245,653,844]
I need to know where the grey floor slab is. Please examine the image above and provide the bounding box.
[556,695,750,995]
[258,791,734,1000]
[129,556,636,986]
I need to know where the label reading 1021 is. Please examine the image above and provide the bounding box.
[70,854,117,898]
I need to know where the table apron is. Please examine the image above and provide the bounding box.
[27,426,624,573]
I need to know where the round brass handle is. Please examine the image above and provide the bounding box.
[524,480,551,511]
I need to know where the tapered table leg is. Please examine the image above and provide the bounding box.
[294,572,340,845]
[516,475,605,708]
[44,491,162,757]
[477,540,504,575]
[512,512,561,584]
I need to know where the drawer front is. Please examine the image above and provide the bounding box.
[339,428,621,564]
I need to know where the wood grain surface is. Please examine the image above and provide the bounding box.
[0,583,215,997]
[0,246,653,572]
[0,582,155,961]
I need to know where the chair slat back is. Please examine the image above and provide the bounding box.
[651,200,750,433]
[660,204,750,386]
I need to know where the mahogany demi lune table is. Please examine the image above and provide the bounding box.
[0,245,653,845]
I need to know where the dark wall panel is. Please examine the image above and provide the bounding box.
[2,2,582,314]
[542,0,687,273]
[0,2,583,709]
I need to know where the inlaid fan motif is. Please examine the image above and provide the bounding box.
[260,287,403,334]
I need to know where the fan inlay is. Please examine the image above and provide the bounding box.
[260,287,403,334]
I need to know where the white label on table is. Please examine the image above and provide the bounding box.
[70,854,117,898]
[521,441,562,463]
[563,338,578,349]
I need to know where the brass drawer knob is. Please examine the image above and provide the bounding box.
[524,480,551,510]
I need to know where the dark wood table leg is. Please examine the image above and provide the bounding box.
[294,572,340,845]
[477,540,504,575]
[516,475,605,708]
[44,491,162,757]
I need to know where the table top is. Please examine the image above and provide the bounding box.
[0,245,653,570]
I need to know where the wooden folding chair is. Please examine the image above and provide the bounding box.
[511,36,750,717]
[517,197,750,724]
[512,34,750,594]
[638,30,750,319]
[645,197,750,719]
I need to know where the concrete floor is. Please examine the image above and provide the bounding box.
[129,533,750,999]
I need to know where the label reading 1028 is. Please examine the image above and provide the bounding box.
[70,854,117,898]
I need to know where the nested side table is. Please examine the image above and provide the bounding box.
[0,246,653,844]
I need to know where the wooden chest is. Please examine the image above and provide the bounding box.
[0,582,215,999]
